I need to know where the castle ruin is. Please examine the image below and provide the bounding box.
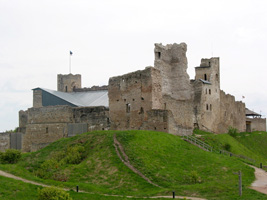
[1,42,265,152]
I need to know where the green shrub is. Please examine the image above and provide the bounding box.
[64,145,85,164]
[228,126,238,137]
[223,143,231,151]
[189,170,201,184]
[51,151,66,162]
[38,187,72,200]
[0,149,21,164]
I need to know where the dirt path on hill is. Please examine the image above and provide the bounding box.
[0,169,51,188]
[250,165,267,194]
[0,168,207,199]
[113,134,160,187]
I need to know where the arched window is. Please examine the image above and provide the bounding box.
[65,86,68,92]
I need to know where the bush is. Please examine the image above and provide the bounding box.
[0,149,21,164]
[38,187,72,200]
[223,143,231,151]
[189,170,201,184]
[228,126,238,137]
[64,145,85,164]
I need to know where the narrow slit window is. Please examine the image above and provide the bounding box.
[46,127,48,133]
[206,104,209,110]
[204,74,207,81]
[209,89,211,95]
[126,104,131,113]
[210,104,212,111]
[65,86,68,92]
[156,52,161,59]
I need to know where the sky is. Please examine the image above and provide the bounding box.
[0,0,267,132]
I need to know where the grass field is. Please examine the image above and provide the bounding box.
[0,130,267,199]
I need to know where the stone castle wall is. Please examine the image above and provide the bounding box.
[0,132,10,152]
[218,90,246,133]
[108,67,163,130]
[246,118,266,132]
[22,105,109,152]
[154,43,192,100]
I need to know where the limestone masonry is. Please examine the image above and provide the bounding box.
[1,42,265,152]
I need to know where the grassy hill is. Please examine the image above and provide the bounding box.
[0,130,267,199]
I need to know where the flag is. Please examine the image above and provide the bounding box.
[70,51,73,56]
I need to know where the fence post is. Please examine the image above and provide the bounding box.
[260,163,263,169]
[239,171,242,196]
[172,191,175,198]
[76,185,79,192]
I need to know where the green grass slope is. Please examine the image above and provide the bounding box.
[0,130,266,200]
[194,130,267,166]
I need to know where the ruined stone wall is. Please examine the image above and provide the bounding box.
[57,74,81,92]
[141,110,168,132]
[72,106,110,131]
[163,95,194,130]
[21,105,110,152]
[19,110,28,133]
[108,67,163,130]
[247,118,266,132]
[219,90,246,133]
[23,123,67,152]
[0,132,10,152]
[154,43,192,100]
[33,89,42,108]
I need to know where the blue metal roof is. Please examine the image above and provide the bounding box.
[33,88,109,107]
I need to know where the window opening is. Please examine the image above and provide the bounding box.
[210,104,212,111]
[46,127,48,133]
[139,107,144,114]
[65,86,68,92]
[209,89,211,95]
[206,104,209,110]
[204,74,207,81]
[126,103,131,113]
[156,52,161,59]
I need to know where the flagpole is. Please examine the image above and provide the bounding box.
[69,52,71,74]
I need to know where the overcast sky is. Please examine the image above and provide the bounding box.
[0,0,267,132]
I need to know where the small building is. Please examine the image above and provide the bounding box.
[246,108,266,132]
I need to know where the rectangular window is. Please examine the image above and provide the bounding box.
[126,104,130,113]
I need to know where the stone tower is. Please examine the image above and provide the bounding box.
[154,43,192,100]
[57,74,81,93]
[195,57,220,89]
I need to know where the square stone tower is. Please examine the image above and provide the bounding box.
[57,74,81,92]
